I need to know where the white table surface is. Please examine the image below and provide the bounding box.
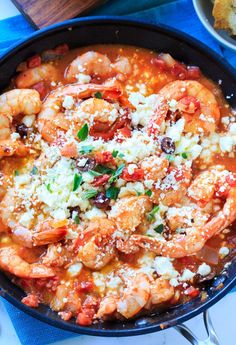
[0,1,235,344]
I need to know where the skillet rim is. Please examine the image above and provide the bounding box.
[0,15,236,336]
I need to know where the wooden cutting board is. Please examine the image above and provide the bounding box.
[11,0,107,29]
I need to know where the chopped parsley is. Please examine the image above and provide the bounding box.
[181,152,188,159]
[82,189,98,199]
[108,164,125,183]
[154,224,164,234]
[30,166,38,175]
[46,183,52,192]
[73,214,80,224]
[112,150,119,158]
[118,152,125,158]
[73,173,82,191]
[96,165,115,175]
[135,190,142,196]
[147,205,160,222]
[166,154,174,162]
[88,170,102,177]
[94,91,102,99]
[106,186,119,200]
[145,189,152,197]
[77,123,89,141]
[79,145,93,154]
[14,170,19,176]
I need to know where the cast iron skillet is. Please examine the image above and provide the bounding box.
[0,16,236,341]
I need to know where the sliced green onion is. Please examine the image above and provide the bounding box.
[74,215,80,224]
[82,189,98,199]
[96,165,115,175]
[30,166,38,175]
[181,152,188,159]
[46,183,52,192]
[147,205,160,222]
[94,91,102,99]
[88,170,102,177]
[145,189,152,197]
[118,153,125,158]
[112,150,119,158]
[166,154,174,162]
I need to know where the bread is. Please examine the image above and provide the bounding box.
[212,0,236,35]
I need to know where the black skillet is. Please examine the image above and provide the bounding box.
[0,16,236,344]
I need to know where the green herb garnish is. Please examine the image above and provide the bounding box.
[181,152,188,159]
[154,224,164,234]
[74,214,80,224]
[96,165,115,175]
[94,91,102,99]
[14,170,19,176]
[83,189,98,199]
[145,189,152,197]
[135,190,142,196]
[118,153,125,158]
[112,150,119,158]
[77,123,89,141]
[147,205,160,222]
[108,164,125,183]
[30,166,38,175]
[88,170,102,177]
[166,154,174,162]
[106,186,119,200]
[79,145,93,154]
[46,183,52,192]
[73,173,82,191]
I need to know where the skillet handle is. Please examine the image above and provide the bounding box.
[174,310,221,345]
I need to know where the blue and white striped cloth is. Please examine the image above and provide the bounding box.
[0,1,235,344]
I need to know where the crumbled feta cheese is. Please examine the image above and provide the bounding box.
[83,207,106,220]
[11,132,20,140]
[62,95,74,109]
[197,263,211,276]
[154,257,178,279]
[179,269,195,281]
[75,73,91,84]
[22,115,36,127]
[219,136,234,152]
[219,246,230,257]
[67,263,83,277]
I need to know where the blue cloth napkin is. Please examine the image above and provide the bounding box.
[0,0,236,344]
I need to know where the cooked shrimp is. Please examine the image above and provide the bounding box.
[15,64,59,88]
[117,273,150,318]
[109,195,152,233]
[159,80,220,133]
[37,83,122,143]
[65,51,131,82]
[0,172,7,201]
[141,156,169,181]
[78,219,116,270]
[146,277,174,308]
[0,89,41,157]
[121,187,236,257]
[0,247,55,278]
[96,296,118,319]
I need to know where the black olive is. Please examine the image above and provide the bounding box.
[161,137,175,154]
[16,124,28,139]
[92,192,110,209]
[75,156,96,172]
[68,206,80,218]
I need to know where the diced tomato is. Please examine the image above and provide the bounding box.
[94,151,114,164]
[21,294,39,308]
[122,167,144,181]
[151,58,168,71]
[92,174,110,187]
[226,173,236,187]
[60,142,78,158]
[187,66,201,79]
[74,231,93,250]
[185,286,200,298]
[83,296,99,309]
[77,281,94,293]
[178,96,201,114]
[116,126,132,142]
[103,89,122,100]
[31,81,48,100]
[54,43,69,55]
[27,55,42,69]
[76,308,95,326]
[171,62,187,80]
[59,311,73,321]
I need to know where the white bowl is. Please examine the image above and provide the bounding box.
[193,0,236,51]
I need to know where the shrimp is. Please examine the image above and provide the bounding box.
[109,196,152,233]
[0,172,7,201]
[120,187,236,258]
[37,83,123,143]
[0,247,55,278]
[145,277,174,308]
[141,156,169,181]
[65,51,131,82]
[117,273,150,318]
[0,89,41,157]
[158,80,220,134]
[15,64,59,88]
[78,219,116,270]
[96,296,118,319]
[10,220,67,248]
